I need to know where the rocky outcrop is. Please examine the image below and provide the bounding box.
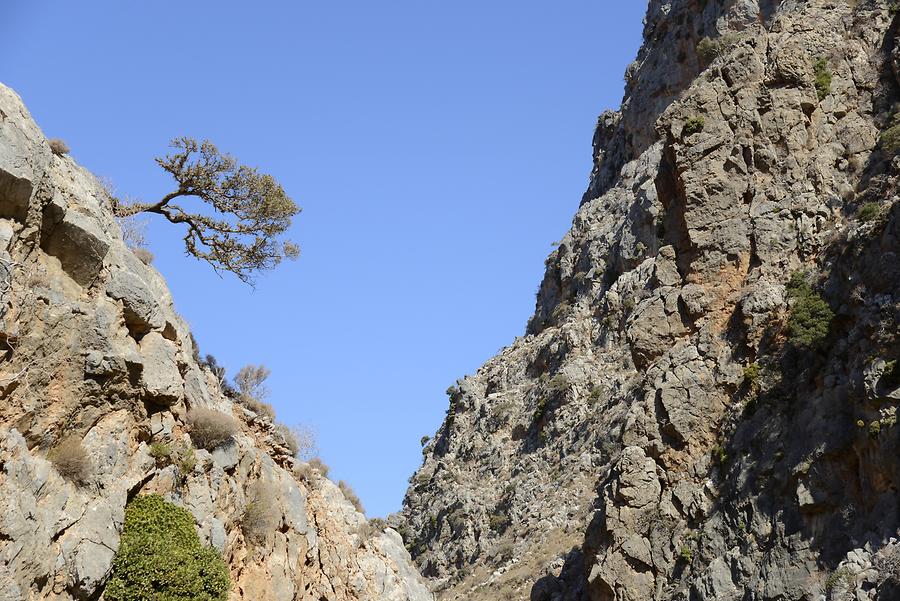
[400,1,900,600]
[0,83,431,601]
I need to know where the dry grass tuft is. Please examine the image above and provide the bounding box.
[187,408,237,450]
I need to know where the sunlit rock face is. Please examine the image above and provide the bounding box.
[0,82,432,601]
[399,1,900,600]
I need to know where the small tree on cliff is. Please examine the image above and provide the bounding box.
[115,137,300,284]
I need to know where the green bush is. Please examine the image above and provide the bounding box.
[149,442,172,465]
[813,58,831,101]
[857,202,882,223]
[683,116,705,136]
[742,363,761,389]
[786,272,834,349]
[489,512,510,533]
[105,495,229,601]
[881,122,900,154]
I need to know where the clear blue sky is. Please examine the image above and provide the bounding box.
[2,1,645,517]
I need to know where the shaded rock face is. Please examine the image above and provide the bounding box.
[400,1,900,600]
[0,84,432,601]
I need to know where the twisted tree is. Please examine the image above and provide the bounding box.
[115,137,299,283]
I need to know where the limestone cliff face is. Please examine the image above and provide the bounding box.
[0,83,432,601]
[399,1,900,600]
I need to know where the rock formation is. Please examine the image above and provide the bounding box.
[0,83,431,601]
[399,1,900,600]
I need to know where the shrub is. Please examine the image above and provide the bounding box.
[420,435,431,446]
[683,117,705,136]
[105,495,229,601]
[786,272,834,349]
[881,122,900,154]
[48,138,70,156]
[132,247,155,265]
[149,442,172,465]
[813,58,832,101]
[241,481,278,545]
[274,423,317,460]
[187,408,237,450]
[235,364,270,402]
[696,33,739,66]
[857,202,882,223]
[678,545,693,563]
[242,395,275,420]
[308,457,330,478]
[489,512,510,533]
[742,363,761,389]
[177,444,197,476]
[869,420,882,436]
[339,480,365,514]
[48,436,91,483]
[547,374,570,394]
[589,386,603,404]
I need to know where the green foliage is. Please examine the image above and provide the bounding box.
[711,445,728,465]
[149,442,172,464]
[825,567,853,593]
[683,116,705,136]
[105,495,229,601]
[589,386,603,404]
[114,137,300,284]
[489,512,510,533]
[177,444,197,475]
[678,545,693,563]
[813,58,832,101]
[420,435,431,446]
[533,397,550,423]
[881,122,900,154]
[869,420,881,436]
[547,374,570,394]
[857,202,882,223]
[786,272,833,349]
[695,33,740,66]
[742,363,761,389]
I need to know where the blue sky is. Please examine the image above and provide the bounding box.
[2,1,645,517]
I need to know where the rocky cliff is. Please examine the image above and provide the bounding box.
[399,1,900,600]
[0,83,432,601]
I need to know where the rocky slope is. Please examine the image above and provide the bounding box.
[0,83,432,601]
[399,1,900,600]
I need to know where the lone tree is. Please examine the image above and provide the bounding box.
[115,137,299,283]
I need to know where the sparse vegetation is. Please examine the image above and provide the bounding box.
[683,116,705,136]
[869,420,881,436]
[105,495,229,601]
[786,272,834,349]
[489,512,511,533]
[113,137,300,284]
[149,442,172,464]
[547,373,570,394]
[339,480,365,514]
[275,423,317,460]
[825,566,854,594]
[176,443,197,475]
[420,435,431,446]
[241,480,278,545]
[187,408,237,450]
[742,362,761,391]
[857,202,882,223]
[133,247,154,265]
[308,457,330,478]
[695,32,740,66]
[48,138,70,156]
[813,58,832,101]
[589,386,603,404]
[48,436,91,484]
[678,545,693,563]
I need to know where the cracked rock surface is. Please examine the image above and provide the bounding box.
[399,1,900,600]
[0,83,431,601]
